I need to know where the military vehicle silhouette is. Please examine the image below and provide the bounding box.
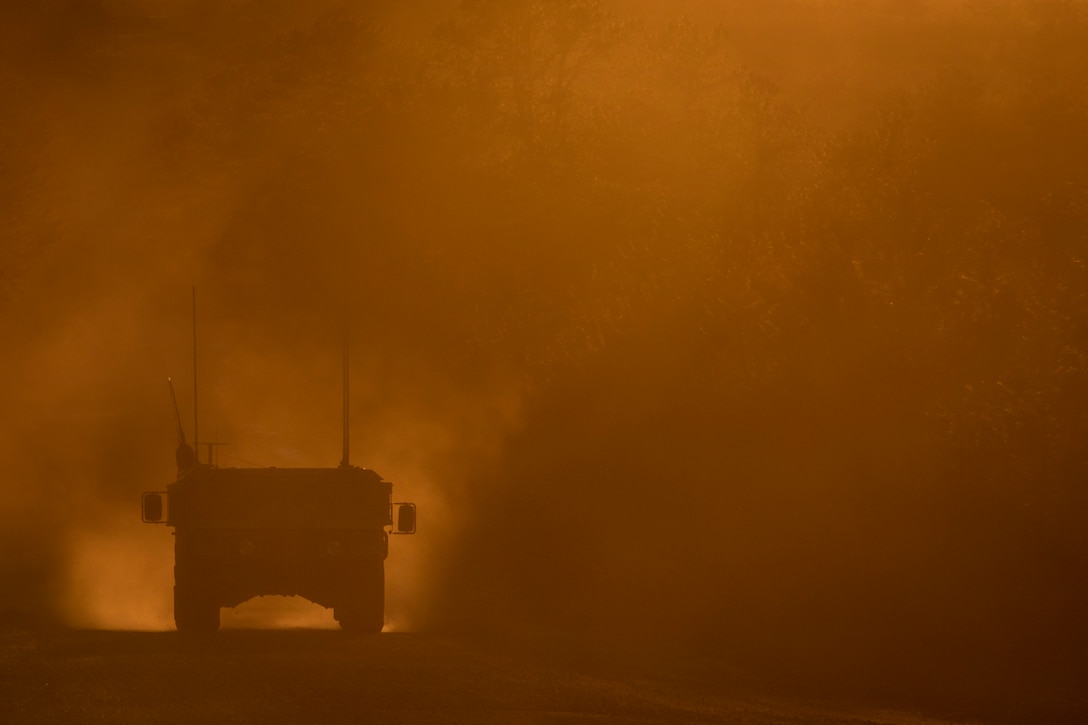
[142,300,415,633]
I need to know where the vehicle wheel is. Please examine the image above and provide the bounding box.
[335,560,384,634]
[174,584,220,634]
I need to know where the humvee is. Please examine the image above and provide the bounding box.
[142,340,415,633]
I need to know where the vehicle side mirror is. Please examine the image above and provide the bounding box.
[142,492,165,523]
[394,503,416,534]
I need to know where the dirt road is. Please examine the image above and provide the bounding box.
[0,624,994,725]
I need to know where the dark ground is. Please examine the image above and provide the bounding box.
[0,622,1004,725]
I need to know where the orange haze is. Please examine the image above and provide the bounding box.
[1,0,1086,713]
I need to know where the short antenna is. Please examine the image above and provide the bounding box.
[192,286,199,466]
[340,327,350,468]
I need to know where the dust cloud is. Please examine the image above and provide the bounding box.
[1,0,1086,714]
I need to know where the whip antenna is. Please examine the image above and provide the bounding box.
[169,377,195,471]
[340,327,350,468]
[192,286,199,465]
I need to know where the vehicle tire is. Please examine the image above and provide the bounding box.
[174,583,220,634]
[335,560,384,634]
